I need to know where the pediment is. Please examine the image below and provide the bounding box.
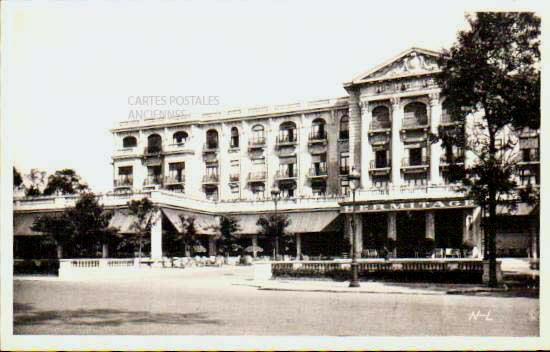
[349,48,442,85]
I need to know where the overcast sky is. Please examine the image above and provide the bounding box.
[3,0,542,193]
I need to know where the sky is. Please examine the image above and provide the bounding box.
[3,0,542,193]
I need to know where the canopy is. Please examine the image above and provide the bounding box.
[13,212,48,236]
[108,209,144,234]
[496,203,536,217]
[230,211,342,235]
[162,208,219,235]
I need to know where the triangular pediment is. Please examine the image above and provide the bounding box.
[346,47,442,86]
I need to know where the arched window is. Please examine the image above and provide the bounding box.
[340,115,349,140]
[206,129,218,149]
[311,118,326,140]
[122,136,137,148]
[147,134,162,153]
[230,127,239,148]
[173,131,188,145]
[403,102,428,126]
[372,106,390,129]
[279,121,297,143]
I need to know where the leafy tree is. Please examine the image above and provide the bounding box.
[23,169,48,196]
[31,192,116,258]
[257,213,291,258]
[164,215,199,257]
[215,216,242,260]
[43,169,88,196]
[436,12,540,287]
[25,185,41,197]
[13,167,23,189]
[126,198,156,260]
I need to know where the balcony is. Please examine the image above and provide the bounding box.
[144,146,163,156]
[164,175,185,186]
[202,174,219,184]
[248,136,266,149]
[401,156,430,172]
[517,150,540,165]
[202,143,219,154]
[247,171,267,183]
[340,166,350,175]
[440,154,465,166]
[308,131,327,145]
[143,175,163,187]
[275,169,297,180]
[400,114,429,131]
[113,147,138,159]
[229,173,240,183]
[369,160,391,175]
[369,121,391,134]
[113,176,133,189]
[307,165,328,178]
[275,135,298,148]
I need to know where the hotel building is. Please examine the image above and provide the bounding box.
[14,48,540,260]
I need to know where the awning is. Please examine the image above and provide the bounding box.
[162,208,219,235]
[13,213,46,236]
[232,211,342,235]
[108,209,141,234]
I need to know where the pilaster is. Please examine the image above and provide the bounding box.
[390,97,402,187]
[359,99,371,189]
[150,209,163,259]
[429,92,442,184]
[425,211,435,240]
[348,92,362,170]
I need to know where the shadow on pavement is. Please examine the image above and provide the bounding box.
[13,303,223,329]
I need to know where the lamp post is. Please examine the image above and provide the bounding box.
[271,185,281,259]
[348,167,361,288]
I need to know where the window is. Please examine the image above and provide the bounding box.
[173,131,188,145]
[147,134,162,153]
[371,106,390,129]
[230,127,239,148]
[279,121,297,143]
[251,183,265,200]
[375,150,388,168]
[341,177,350,196]
[168,162,185,182]
[279,183,295,199]
[230,160,240,182]
[312,154,327,175]
[340,115,349,140]
[404,174,427,187]
[372,176,389,189]
[205,187,218,201]
[119,166,132,176]
[279,163,296,178]
[340,152,350,174]
[409,148,423,166]
[251,124,265,144]
[311,118,326,139]
[206,129,219,149]
[519,169,538,186]
[146,166,162,185]
[312,180,326,197]
[403,102,428,127]
[206,165,218,178]
[117,166,133,185]
[122,136,137,148]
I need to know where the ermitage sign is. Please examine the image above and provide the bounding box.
[341,199,475,213]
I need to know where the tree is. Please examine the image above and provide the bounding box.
[257,213,291,259]
[13,167,23,189]
[43,169,88,196]
[24,169,47,197]
[215,216,242,261]
[31,192,116,258]
[126,198,156,260]
[164,215,199,257]
[436,12,540,287]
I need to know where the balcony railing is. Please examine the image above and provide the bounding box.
[203,143,219,153]
[144,146,162,155]
[276,134,298,147]
[164,175,185,185]
[143,176,162,186]
[248,171,267,182]
[114,176,133,188]
[401,156,430,168]
[369,160,391,169]
[518,150,540,164]
[340,166,350,175]
[307,165,328,178]
[369,121,391,131]
[202,174,219,184]
[229,174,240,182]
[308,131,327,143]
[401,115,429,130]
[275,169,297,180]
[248,136,266,148]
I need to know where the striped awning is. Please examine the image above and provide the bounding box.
[108,209,142,234]
[162,208,219,235]
[231,211,342,235]
[496,203,536,216]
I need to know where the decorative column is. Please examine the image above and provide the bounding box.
[348,92,362,170]
[388,212,397,257]
[425,211,435,240]
[360,99,371,189]
[390,97,402,188]
[429,92,442,185]
[296,233,302,259]
[462,209,471,243]
[252,234,258,258]
[208,237,216,257]
[150,209,163,260]
[102,243,109,258]
[354,213,363,258]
